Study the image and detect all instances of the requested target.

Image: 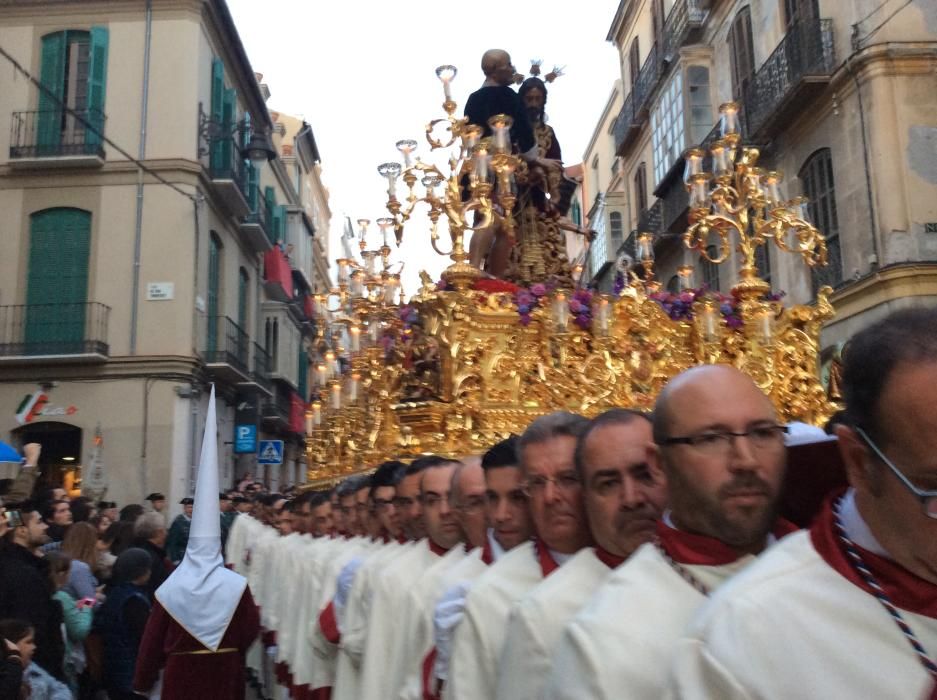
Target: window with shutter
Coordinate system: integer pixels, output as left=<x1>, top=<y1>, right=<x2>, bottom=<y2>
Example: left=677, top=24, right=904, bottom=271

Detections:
left=25, top=208, right=91, bottom=351
left=238, top=267, right=249, bottom=332
left=37, top=29, right=106, bottom=155
left=729, top=7, right=755, bottom=101
left=799, top=148, right=842, bottom=293
left=210, top=58, right=225, bottom=171
left=634, top=163, right=648, bottom=221
left=629, top=38, right=640, bottom=92
left=265, top=187, right=277, bottom=242
left=609, top=212, right=624, bottom=249
left=207, top=234, right=222, bottom=353
left=785, top=0, right=818, bottom=27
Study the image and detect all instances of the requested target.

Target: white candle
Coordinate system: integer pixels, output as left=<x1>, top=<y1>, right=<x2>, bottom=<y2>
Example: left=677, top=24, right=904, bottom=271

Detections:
left=312, top=402, right=321, bottom=426
left=349, top=325, right=361, bottom=352
left=316, top=364, right=327, bottom=387
left=330, top=383, right=341, bottom=410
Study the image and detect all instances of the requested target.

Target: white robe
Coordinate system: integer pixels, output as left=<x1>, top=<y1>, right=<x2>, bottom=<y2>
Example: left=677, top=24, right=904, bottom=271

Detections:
left=309, top=536, right=372, bottom=691
left=333, top=540, right=412, bottom=700
left=669, top=529, right=937, bottom=700
left=394, top=545, right=471, bottom=700
left=495, top=548, right=613, bottom=700
left=359, top=541, right=460, bottom=699
left=543, top=542, right=755, bottom=700
left=446, top=541, right=541, bottom=700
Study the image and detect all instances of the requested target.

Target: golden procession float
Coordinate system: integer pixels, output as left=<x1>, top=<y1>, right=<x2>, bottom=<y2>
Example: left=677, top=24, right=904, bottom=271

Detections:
left=304, top=65, right=839, bottom=484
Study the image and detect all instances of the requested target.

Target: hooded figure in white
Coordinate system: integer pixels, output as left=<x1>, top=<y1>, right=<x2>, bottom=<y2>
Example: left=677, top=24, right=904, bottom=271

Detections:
left=133, top=385, right=260, bottom=699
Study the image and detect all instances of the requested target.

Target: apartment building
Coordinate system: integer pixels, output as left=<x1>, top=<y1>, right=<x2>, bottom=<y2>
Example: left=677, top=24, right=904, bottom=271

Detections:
left=603, top=0, right=937, bottom=350
left=0, top=0, right=329, bottom=506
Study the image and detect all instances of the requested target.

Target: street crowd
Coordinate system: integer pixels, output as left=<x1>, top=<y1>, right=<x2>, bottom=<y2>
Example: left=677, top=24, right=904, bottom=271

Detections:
left=2, top=306, right=935, bottom=699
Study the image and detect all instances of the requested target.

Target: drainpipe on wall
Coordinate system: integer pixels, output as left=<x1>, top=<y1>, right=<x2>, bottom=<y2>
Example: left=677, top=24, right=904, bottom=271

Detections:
left=129, top=0, right=153, bottom=354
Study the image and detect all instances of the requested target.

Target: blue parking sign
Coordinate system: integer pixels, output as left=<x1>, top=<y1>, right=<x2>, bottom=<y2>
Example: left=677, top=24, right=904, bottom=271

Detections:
left=234, top=425, right=257, bottom=454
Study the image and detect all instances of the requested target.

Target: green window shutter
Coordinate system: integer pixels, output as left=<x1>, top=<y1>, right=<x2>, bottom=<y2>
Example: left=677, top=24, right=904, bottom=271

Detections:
left=37, top=32, right=67, bottom=154
left=276, top=205, right=287, bottom=244
left=209, top=58, right=224, bottom=171
left=207, top=235, right=221, bottom=353
left=247, top=163, right=259, bottom=211
left=297, top=348, right=308, bottom=400
left=264, top=187, right=276, bottom=242
left=26, top=208, right=91, bottom=350
left=220, top=87, right=236, bottom=174
left=85, top=26, right=108, bottom=150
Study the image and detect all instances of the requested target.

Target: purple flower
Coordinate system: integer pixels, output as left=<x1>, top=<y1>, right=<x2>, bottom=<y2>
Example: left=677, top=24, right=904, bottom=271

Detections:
left=530, top=283, right=547, bottom=297
left=519, top=313, right=532, bottom=326
left=517, top=304, right=531, bottom=314
left=720, top=303, right=733, bottom=315
left=613, top=272, right=626, bottom=295
left=574, top=314, right=591, bottom=330
left=726, top=316, right=744, bottom=329
left=679, top=292, right=695, bottom=304
left=515, top=291, right=534, bottom=306
left=568, top=299, right=584, bottom=314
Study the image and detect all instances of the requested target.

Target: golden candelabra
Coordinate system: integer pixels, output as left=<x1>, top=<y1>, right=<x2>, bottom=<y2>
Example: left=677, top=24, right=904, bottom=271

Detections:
left=302, top=75, right=840, bottom=486
left=376, top=65, right=523, bottom=291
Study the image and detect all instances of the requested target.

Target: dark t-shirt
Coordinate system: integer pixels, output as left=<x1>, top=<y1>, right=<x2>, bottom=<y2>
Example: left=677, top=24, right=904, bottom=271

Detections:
left=464, top=85, right=535, bottom=155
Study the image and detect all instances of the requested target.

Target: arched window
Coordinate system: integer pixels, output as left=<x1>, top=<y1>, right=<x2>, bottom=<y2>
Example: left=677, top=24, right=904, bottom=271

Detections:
left=728, top=7, right=755, bottom=100
left=25, top=208, right=92, bottom=350
left=702, top=245, right=720, bottom=291
left=799, top=148, right=842, bottom=292
left=609, top=211, right=624, bottom=249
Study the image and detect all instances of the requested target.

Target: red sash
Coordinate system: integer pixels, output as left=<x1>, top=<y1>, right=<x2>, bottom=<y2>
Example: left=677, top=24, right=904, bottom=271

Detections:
left=655, top=518, right=798, bottom=565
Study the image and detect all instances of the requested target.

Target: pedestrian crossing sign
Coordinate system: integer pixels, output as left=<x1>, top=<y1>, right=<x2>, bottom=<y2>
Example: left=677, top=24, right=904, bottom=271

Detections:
left=257, top=439, right=284, bottom=465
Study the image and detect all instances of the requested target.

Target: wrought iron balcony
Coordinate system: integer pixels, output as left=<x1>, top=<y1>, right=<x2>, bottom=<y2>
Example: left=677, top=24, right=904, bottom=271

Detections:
left=238, top=341, right=274, bottom=397
left=202, top=315, right=250, bottom=383
left=613, top=93, right=639, bottom=156
left=262, top=384, right=292, bottom=429
left=0, top=302, right=109, bottom=362
left=239, top=185, right=276, bottom=253
left=744, top=18, right=835, bottom=141
left=207, top=138, right=250, bottom=218
left=9, top=109, right=106, bottom=166
left=633, top=43, right=663, bottom=120
left=661, top=0, right=708, bottom=62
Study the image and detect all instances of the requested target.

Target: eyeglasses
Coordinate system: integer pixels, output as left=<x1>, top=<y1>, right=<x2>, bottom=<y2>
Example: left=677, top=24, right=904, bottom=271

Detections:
left=393, top=496, right=415, bottom=509
left=523, top=472, right=581, bottom=497
left=658, top=425, right=788, bottom=456
left=855, top=426, right=937, bottom=519
left=373, top=498, right=395, bottom=511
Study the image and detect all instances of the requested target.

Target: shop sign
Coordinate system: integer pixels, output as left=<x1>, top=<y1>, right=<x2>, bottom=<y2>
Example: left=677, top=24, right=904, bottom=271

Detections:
left=15, top=390, right=78, bottom=425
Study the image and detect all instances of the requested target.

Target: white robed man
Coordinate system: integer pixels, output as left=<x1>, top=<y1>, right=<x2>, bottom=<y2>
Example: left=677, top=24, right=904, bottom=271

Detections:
left=671, top=308, right=937, bottom=700
left=358, top=458, right=466, bottom=699
left=397, top=458, right=487, bottom=700
left=134, top=386, right=261, bottom=698
left=495, top=408, right=669, bottom=700
left=543, top=365, right=795, bottom=699
left=447, top=412, right=591, bottom=700
left=423, top=437, right=534, bottom=700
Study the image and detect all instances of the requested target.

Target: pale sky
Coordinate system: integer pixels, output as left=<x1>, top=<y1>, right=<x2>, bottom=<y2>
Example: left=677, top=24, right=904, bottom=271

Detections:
left=226, top=0, right=622, bottom=293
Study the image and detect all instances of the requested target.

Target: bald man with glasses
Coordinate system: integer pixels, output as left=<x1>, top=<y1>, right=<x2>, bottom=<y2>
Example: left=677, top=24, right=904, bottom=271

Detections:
left=671, top=308, right=937, bottom=700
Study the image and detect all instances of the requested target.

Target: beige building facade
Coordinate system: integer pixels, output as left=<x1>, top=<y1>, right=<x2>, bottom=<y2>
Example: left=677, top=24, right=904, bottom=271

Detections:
left=0, top=0, right=330, bottom=509
left=599, top=0, right=937, bottom=349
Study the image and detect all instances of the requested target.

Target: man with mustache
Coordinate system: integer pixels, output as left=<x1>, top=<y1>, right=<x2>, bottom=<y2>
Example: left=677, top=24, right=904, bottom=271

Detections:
left=496, top=409, right=667, bottom=700
left=671, top=308, right=937, bottom=699
left=447, top=412, right=590, bottom=700
left=543, top=365, right=792, bottom=699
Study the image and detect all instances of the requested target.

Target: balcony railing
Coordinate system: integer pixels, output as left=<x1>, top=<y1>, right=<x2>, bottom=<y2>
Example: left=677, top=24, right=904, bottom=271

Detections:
left=661, top=0, right=708, bottom=62
left=252, top=341, right=272, bottom=390
left=208, top=138, right=250, bottom=217
left=633, top=43, right=662, bottom=119
left=613, top=93, right=638, bottom=155
left=10, top=109, right=106, bottom=161
left=203, top=315, right=249, bottom=378
left=239, top=185, right=276, bottom=252
left=262, top=385, right=292, bottom=426
left=744, top=19, right=835, bottom=140
left=0, top=302, right=109, bottom=360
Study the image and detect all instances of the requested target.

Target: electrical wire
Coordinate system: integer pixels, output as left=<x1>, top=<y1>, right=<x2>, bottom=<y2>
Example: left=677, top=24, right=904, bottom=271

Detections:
left=855, top=0, right=914, bottom=47
left=0, top=43, right=199, bottom=203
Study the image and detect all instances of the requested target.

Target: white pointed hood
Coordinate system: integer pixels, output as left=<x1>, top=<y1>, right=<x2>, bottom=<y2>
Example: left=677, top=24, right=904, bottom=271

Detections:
left=155, top=385, right=246, bottom=651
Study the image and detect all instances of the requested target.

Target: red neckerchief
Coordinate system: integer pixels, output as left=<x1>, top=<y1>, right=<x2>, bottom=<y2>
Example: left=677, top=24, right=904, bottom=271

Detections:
left=481, top=538, right=495, bottom=566
left=595, top=546, right=626, bottom=569
left=534, top=537, right=560, bottom=577
left=428, top=539, right=450, bottom=557
left=397, top=533, right=408, bottom=544
left=655, top=518, right=799, bottom=565
left=811, top=494, right=937, bottom=618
